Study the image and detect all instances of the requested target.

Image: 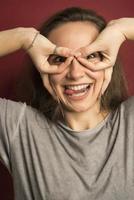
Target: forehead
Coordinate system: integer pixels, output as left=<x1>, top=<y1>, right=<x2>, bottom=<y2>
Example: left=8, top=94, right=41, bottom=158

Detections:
left=48, top=21, right=99, bottom=50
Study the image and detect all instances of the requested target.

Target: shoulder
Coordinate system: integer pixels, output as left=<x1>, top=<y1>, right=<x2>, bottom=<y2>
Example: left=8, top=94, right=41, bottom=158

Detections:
left=118, top=96, right=134, bottom=124
left=0, top=98, right=30, bottom=122
left=0, top=98, right=26, bottom=120
left=120, top=96, right=134, bottom=113
left=0, top=97, right=25, bottom=109
left=0, top=98, right=50, bottom=129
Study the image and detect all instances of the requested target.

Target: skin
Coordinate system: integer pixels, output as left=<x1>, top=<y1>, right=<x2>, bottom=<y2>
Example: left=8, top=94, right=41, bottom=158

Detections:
left=44, top=22, right=110, bottom=131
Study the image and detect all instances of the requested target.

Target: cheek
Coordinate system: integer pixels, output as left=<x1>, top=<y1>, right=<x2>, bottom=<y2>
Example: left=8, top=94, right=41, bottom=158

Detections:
left=49, top=74, right=64, bottom=85
left=95, top=71, right=104, bottom=81
left=49, top=67, right=69, bottom=85
left=86, top=69, right=104, bottom=82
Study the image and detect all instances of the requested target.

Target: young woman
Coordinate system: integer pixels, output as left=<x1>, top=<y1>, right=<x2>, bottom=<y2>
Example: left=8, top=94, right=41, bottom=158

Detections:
left=0, top=7, right=134, bottom=200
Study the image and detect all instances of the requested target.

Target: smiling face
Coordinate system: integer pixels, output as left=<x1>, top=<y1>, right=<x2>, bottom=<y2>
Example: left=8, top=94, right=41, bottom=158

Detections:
left=46, top=21, right=105, bottom=113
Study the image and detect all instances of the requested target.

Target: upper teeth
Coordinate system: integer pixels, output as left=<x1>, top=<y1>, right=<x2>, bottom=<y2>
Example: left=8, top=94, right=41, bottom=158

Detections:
left=65, top=84, right=90, bottom=91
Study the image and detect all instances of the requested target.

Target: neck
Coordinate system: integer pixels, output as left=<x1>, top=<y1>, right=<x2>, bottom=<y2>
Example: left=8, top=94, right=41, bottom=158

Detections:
left=62, top=104, right=109, bottom=131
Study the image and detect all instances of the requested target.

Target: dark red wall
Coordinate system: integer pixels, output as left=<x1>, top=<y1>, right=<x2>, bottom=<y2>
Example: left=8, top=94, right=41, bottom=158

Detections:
left=0, top=0, right=134, bottom=199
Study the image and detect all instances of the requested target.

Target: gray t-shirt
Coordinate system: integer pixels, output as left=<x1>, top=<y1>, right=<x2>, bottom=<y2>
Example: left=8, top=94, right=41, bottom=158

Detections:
left=0, top=97, right=134, bottom=200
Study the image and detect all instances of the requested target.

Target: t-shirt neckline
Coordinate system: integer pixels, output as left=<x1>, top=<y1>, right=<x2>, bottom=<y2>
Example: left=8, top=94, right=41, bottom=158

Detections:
left=57, top=112, right=112, bottom=139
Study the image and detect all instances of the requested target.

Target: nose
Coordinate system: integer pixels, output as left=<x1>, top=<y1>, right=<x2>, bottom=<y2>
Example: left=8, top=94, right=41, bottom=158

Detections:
left=66, top=58, right=85, bottom=80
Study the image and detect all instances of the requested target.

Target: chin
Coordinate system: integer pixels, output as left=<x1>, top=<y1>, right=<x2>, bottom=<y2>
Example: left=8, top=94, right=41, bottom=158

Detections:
left=51, top=86, right=101, bottom=114
left=62, top=99, right=99, bottom=113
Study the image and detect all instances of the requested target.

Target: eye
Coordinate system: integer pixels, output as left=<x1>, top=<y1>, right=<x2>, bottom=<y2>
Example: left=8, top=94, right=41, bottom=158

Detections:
left=87, top=52, right=102, bottom=62
left=48, top=54, right=66, bottom=65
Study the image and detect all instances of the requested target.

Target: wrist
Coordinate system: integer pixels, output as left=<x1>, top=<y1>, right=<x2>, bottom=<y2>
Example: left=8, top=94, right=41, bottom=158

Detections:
left=108, top=18, right=134, bottom=41
left=18, top=27, right=39, bottom=50
left=107, top=19, right=127, bottom=43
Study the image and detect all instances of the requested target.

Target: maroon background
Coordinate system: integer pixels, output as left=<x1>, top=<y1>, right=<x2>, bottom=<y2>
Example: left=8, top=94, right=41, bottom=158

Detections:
left=0, top=0, right=134, bottom=199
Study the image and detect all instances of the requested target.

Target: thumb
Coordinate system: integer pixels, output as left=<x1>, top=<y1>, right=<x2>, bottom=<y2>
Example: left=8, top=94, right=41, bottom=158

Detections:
left=90, top=61, right=112, bottom=71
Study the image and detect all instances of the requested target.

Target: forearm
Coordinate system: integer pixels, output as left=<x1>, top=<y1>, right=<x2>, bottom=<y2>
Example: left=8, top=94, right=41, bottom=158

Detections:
left=108, top=18, right=134, bottom=40
left=0, top=27, right=38, bottom=57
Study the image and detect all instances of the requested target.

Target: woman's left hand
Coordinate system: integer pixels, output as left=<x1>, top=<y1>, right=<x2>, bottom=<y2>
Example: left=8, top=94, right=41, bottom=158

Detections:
left=74, top=18, right=131, bottom=94
left=77, top=24, right=126, bottom=71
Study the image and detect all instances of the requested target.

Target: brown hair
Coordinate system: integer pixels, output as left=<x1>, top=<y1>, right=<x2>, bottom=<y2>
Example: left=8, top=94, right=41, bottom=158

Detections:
left=17, top=7, right=128, bottom=120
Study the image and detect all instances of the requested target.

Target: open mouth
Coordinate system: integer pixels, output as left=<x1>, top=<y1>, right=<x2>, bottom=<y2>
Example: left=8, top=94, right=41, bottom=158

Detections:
left=64, top=83, right=93, bottom=99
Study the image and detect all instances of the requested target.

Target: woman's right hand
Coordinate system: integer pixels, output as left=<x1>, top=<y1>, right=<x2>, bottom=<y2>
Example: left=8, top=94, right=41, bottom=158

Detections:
left=22, top=28, right=74, bottom=75
left=0, top=27, right=74, bottom=74
left=21, top=28, right=77, bottom=97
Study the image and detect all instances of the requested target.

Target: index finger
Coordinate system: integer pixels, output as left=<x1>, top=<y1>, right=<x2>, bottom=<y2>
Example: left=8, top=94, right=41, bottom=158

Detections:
left=77, top=57, right=112, bottom=71
left=53, top=46, right=73, bottom=57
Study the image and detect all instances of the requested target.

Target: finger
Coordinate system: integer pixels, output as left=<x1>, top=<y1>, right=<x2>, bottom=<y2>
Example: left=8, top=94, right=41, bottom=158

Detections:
left=56, top=56, right=74, bottom=73
left=77, top=57, right=112, bottom=71
left=78, top=43, right=102, bottom=58
left=73, top=57, right=100, bottom=80
left=90, top=61, right=112, bottom=71
left=101, top=67, right=113, bottom=95
left=53, top=46, right=73, bottom=57
left=76, top=57, right=96, bottom=71
left=70, top=50, right=81, bottom=58
left=34, top=55, right=59, bottom=74
left=36, top=56, right=56, bottom=73
left=44, top=56, right=73, bottom=74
